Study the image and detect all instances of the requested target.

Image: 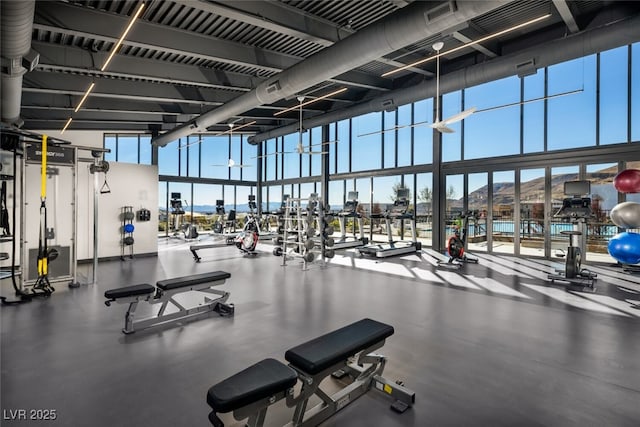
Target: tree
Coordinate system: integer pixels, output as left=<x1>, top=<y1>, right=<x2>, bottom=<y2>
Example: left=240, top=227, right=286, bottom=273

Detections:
left=390, top=182, right=411, bottom=201
left=418, top=186, right=432, bottom=204
left=446, top=185, right=457, bottom=200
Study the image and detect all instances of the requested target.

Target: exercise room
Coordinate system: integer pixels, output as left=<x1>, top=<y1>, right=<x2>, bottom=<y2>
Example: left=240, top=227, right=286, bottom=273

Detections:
left=1, top=1, right=640, bottom=426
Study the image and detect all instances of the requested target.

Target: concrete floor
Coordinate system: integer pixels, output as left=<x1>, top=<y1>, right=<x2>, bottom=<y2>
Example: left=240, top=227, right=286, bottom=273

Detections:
left=1, top=239, right=640, bottom=426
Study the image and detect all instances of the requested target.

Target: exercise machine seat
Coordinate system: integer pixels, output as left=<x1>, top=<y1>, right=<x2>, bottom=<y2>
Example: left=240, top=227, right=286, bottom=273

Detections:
left=156, top=271, right=231, bottom=291
left=104, top=284, right=155, bottom=300
left=207, top=358, right=298, bottom=413
left=285, top=318, right=394, bottom=375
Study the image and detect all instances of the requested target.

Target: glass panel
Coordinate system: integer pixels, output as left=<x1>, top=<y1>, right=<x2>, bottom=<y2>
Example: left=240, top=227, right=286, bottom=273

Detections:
left=372, top=175, right=399, bottom=242
left=264, top=138, right=276, bottom=181
left=352, top=111, right=381, bottom=171
left=464, top=76, right=520, bottom=159
left=445, top=174, right=464, bottom=248
left=337, top=119, right=350, bottom=173
left=550, top=165, right=579, bottom=260
left=201, top=136, right=227, bottom=179
left=547, top=55, right=597, bottom=150
left=397, top=104, right=411, bottom=167
left=413, top=99, right=433, bottom=165
left=104, top=134, right=116, bottom=162
left=168, top=182, right=191, bottom=234
left=179, top=138, right=188, bottom=176
left=158, top=182, right=167, bottom=235
left=329, top=123, right=337, bottom=175
left=300, top=182, right=315, bottom=200
left=585, top=163, right=618, bottom=263
left=632, top=43, right=640, bottom=142
left=193, top=184, right=222, bottom=232
left=158, top=139, right=179, bottom=176
left=355, top=178, right=370, bottom=237
left=383, top=110, right=396, bottom=169
left=468, top=173, right=488, bottom=253
left=600, top=46, right=629, bottom=145
left=235, top=186, right=251, bottom=224
left=492, top=170, right=515, bottom=254
left=328, top=180, right=344, bottom=213
left=416, top=173, right=432, bottom=247
left=624, top=161, right=640, bottom=204
left=520, top=168, right=545, bottom=257
left=523, top=63, right=545, bottom=155
left=242, top=135, right=257, bottom=181
left=310, top=126, right=322, bottom=176
left=187, top=135, right=199, bottom=178
left=230, top=133, right=241, bottom=181
left=139, top=135, right=151, bottom=165
left=117, top=135, right=139, bottom=164
left=268, top=185, right=282, bottom=212
left=283, top=132, right=299, bottom=179
left=224, top=185, right=235, bottom=210
left=441, top=91, right=462, bottom=162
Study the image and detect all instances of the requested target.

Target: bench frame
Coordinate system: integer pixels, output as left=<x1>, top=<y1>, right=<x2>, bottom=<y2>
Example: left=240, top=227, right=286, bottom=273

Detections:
left=106, top=276, right=233, bottom=334
left=284, top=339, right=414, bottom=427
left=207, top=321, right=415, bottom=427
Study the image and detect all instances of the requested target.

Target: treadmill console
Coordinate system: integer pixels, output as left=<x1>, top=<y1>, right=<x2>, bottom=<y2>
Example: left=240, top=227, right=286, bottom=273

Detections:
left=555, top=197, right=592, bottom=219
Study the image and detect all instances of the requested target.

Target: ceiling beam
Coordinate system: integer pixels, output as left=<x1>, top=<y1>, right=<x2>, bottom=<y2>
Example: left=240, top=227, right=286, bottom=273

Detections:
left=552, top=0, right=580, bottom=33
left=451, top=30, right=498, bottom=58
left=33, top=2, right=391, bottom=92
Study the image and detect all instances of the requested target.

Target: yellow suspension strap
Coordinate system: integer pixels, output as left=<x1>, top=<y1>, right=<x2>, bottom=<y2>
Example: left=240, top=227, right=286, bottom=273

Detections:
left=33, top=134, right=53, bottom=295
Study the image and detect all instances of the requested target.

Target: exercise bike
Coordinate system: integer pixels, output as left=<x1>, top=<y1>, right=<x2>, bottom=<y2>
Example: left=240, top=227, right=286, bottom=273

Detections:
left=547, top=181, right=597, bottom=290
left=437, top=211, right=479, bottom=269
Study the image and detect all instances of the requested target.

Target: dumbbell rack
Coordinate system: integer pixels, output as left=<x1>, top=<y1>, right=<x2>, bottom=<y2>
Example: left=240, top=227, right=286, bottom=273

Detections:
left=280, top=195, right=326, bottom=270
left=121, top=206, right=134, bottom=261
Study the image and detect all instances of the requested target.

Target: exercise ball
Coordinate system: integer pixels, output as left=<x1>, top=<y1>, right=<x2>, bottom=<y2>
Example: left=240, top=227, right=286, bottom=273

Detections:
left=610, top=202, right=640, bottom=229
left=608, top=232, right=640, bottom=265
left=123, top=223, right=135, bottom=233
left=613, top=169, right=640, bottom=194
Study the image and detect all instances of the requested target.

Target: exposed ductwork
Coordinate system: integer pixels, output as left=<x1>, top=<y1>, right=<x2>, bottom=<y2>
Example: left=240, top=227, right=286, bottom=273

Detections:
left=1, top=0, right=38, bottom=126
left=250, top=10, right=640, bottom=144
left=151, top=0, right=514, bottom=147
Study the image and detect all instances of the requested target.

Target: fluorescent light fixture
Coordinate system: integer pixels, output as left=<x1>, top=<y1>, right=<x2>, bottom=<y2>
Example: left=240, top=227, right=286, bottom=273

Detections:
left=273, top=88, right=347, bottom=116
left=382, top=14, right=551, bottom=78
left=179, top=121, right=257, bottom=149
left=101, top=2, right=146, bottom=71
left=61, top=117, right=73, bottom=134
left=74, top=82, right=95, bottom=112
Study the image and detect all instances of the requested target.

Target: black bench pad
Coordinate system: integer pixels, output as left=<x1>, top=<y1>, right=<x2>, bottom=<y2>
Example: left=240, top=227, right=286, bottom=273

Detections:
left=285, top=318, right=394, bottom=375
left=156, top=271, right=231, bottom=291
left=104, top=284, right=155, bottom=300
left=207, top=358, right=298, bottom=413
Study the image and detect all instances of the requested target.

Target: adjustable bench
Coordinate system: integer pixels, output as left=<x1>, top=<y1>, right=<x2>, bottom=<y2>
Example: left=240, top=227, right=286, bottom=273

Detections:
left=206, top=318, right=415, bottom=427
left=104, top=271, right=234, bottom=334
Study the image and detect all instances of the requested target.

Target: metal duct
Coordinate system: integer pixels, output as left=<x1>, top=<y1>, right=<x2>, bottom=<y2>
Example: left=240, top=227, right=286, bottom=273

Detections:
left=250, top=11, right=640, bottom=143
left=1, top=0, right=36, bottom=125
left=152, top=0, right=513, bottom=147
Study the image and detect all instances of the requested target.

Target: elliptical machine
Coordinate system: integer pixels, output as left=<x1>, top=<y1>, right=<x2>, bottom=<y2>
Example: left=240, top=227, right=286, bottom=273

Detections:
left=547, top=180, right=597, bottom=290
left=438, top=211, right=479, bottom=268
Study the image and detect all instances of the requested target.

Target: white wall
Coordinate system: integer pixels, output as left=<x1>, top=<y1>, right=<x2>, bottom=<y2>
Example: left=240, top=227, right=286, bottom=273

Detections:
left=35, top=130, right=158, bottom=260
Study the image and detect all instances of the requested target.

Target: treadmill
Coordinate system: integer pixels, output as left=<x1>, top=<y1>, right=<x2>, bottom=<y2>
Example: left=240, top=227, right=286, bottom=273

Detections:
left=333, top=191, right=368, bottom=250
left=357, top=188, right=421, bottom=258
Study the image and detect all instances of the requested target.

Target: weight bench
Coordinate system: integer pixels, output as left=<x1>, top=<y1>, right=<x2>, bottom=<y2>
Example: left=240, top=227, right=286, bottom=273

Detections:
left=206, top=318, right=415, bottom=427
left=104, top=271, right=234, bottom=334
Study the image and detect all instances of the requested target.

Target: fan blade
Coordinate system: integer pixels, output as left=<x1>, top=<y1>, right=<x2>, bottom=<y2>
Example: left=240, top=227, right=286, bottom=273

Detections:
left=430, top=122, right=455, bottom=133
left=309, top=140, right=338, bottom=147
left=442, top=107, right=476, bottom=125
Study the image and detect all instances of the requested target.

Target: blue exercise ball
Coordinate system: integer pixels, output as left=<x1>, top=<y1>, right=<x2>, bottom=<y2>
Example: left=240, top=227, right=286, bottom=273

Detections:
left=124, top=223, right=135, bottom=233
left=608, top=232, right=640, bottom=265
left=610, top=202, right=640, bottom=229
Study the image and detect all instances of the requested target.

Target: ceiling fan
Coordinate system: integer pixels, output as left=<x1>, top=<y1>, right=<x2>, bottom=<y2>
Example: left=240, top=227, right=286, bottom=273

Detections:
left=254, top=96, right=337, bottom=158
left=211, top=123, right=251, bottom=167
left=294, top=96, right=328, bottom=155
left=431, top=41, right=476, bottom=134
